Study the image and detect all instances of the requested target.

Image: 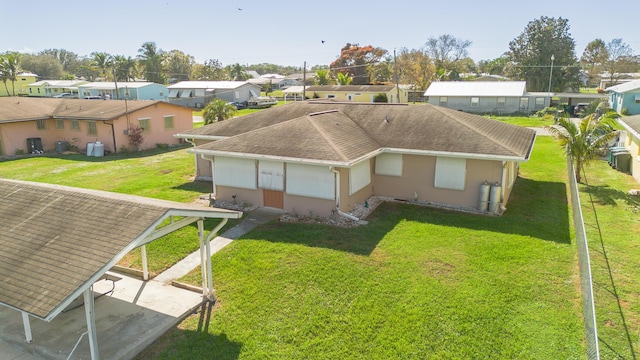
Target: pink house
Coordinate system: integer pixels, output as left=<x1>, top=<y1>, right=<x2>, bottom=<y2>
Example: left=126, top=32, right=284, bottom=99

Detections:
left=0, top=97, right=193, bottom=156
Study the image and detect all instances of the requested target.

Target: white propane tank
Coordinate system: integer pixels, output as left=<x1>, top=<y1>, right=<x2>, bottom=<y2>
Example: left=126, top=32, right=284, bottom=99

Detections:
left=479, top=181, right=490, bottom=211
left=488, top=182, right=502, bottom=214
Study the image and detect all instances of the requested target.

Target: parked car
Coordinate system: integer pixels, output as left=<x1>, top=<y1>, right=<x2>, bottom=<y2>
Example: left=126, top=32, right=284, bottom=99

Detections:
left=574, top=103, right=589, bottom=117
left=228, top=101, right=247, bottom=110
left=84, top=95, right=103, bottom=100
left=53, top=93, right=76, bottom=98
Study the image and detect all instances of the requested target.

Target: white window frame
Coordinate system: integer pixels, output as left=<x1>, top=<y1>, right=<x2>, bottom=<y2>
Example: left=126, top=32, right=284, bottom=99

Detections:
left=471, top=97, right=479, bottom=107
left=434, top=157, right=466, bottom=191
left=497, top=97, right=506, bottom=108
left=439, top=97, right=448, bottom=106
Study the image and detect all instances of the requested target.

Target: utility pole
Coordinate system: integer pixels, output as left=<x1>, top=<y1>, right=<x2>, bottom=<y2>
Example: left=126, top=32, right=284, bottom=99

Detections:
left=303, top=61, right=306, bottom=100
left=394, top=49, right=400, bottom=103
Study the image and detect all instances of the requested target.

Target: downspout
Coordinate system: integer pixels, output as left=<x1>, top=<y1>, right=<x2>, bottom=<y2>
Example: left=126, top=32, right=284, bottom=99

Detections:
left=184, top=137, right=198, bottom=179
left=330, top=167, right=359, bottom=221
left=102, top=121, right=117, bottom=154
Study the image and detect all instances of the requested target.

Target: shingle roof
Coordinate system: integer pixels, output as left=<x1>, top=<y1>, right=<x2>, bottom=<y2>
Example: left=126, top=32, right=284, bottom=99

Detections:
left=618, top=115, right=640, bottom=138
left=0, top=97, right=184, bottom=123
left=181, top=100, right=536, bottom=165
left=0, top=179, right=241, bottom=321
left=424, top=81, right=527, bottom=97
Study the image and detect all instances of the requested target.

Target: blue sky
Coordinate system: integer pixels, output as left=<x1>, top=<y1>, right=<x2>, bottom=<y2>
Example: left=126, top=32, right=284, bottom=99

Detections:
left=3, top=0, right=638, bottom=68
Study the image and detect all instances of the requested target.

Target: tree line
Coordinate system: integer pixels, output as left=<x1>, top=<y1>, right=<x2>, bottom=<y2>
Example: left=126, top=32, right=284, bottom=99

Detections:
left=1, top=16, right=638, bottom=96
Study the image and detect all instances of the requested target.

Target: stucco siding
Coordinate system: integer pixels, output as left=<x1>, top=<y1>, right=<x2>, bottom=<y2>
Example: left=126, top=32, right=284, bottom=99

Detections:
left=338, top=162, right=374, bottom=212
left=373, top=154, right=504, bottom=210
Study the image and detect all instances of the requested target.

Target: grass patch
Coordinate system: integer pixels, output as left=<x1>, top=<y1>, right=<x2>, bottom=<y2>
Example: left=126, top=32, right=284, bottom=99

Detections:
left=579, top=159, right=640, bottom=358
left=137, top=137, right=585, bottom=359
left=486, top=115, right=555, bottom=127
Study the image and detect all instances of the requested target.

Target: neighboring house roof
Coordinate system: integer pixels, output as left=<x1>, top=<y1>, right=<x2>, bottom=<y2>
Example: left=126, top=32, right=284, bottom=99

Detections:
left=167, top=81, right=254, bottom=90
left=28, top=80, right=87, bottom=87
left=0, top=97, right=187, bottom=123
left=605, top=79, right=640, bottom=93
left=618, top=115, right=640, bottom=139
left=78, top=81, right=161, bottom=90
left=282, top=86, right=308, bottom=94
left=0, top=178, right=242, bottom=321
left=245, top=70, right=260, bottom=78
left=424, top=81, right=527, bottom=97
left=179, top=100, right=536, bottom=165
left=305, top=85, right=396, bottom=92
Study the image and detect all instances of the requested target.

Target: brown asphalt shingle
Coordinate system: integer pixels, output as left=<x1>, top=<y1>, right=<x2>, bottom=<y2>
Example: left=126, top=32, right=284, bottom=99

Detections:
left=181, top=101, right=536, bottom=163
left=0, top=179, right=240, bottom=320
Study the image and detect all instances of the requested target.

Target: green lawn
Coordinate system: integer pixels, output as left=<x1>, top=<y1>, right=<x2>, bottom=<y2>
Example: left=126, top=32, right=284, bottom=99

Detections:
left=579, top=159, right=640, bottom=358
left=136, top=137, right=586, bottom=359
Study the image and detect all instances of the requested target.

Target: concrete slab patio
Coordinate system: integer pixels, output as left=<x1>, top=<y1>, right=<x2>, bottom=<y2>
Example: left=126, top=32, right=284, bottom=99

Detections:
left=0, top=207, right=283, bottom=360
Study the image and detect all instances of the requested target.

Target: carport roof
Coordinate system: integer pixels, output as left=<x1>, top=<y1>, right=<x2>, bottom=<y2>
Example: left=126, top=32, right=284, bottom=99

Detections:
left=0, top=179, right=242, bottom=321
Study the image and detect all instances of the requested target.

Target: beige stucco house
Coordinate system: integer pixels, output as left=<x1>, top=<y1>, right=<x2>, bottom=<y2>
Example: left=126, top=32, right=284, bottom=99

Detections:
left=175, top=100, right=536, bottom=217
left=0, top=97, right=193, bottom=156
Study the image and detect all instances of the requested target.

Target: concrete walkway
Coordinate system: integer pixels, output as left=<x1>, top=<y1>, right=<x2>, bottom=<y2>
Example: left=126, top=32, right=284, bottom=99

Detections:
left=154, top=206, right=283, bottom=282
left=0, top=207, right=283, bottom=360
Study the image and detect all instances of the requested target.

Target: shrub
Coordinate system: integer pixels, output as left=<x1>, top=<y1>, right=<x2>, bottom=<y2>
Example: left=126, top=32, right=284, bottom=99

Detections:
left=156, top=143, right=169, bottom=149
left=127, top=125, right=144, bottom=151
left=373, top=93, right=388, bottom=103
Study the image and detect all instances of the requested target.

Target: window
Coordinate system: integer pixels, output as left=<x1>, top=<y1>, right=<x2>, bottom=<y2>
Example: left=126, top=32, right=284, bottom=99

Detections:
left=497, top=97, right=506, bottom=107
left=235, top=91, right=240, bottom=99
left=87, top=121, right=97, bottom=136
left=29, top=88, right=32, bottom=94
left=327, top=94, right=336, bottom=98
left=535, top=97, right=545, bottom=109
left=36, top=119, right=46, bottom=130
left=635, top=95, right=640, bottom=104
left=163, top=115, right=174, bottom=130
left=375, top=153, right=403, bottom=176
left=439, top=97, right=448, bottom=106
left=258, top=160, right=284, bottom=191
left=349, top=160, right=371, bottom=195
left=138, top=118, right=151, bottom=134
left=37, top=88, right=40, bottom=94
left=71, top=120, right=80, bottom=131
left=56, top=119, right=64, bottom=129
left=519, top=97, right=529, bottom=111
left=434, top=157, right=466, bottom=191
left=286, top=163, right=335, bottom=200
left=471, top=97, right=479, bottom=107
left=214, top=157, right=257, bottom=189
left=159, top=91, right=164, bottom=96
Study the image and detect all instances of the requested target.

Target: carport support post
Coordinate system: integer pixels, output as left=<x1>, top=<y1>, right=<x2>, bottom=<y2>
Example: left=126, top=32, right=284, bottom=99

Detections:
left=198, top=220, right=208, bottom=299
left=84, top=286, right=100, bottom=360
left=141, top=245, right=149, bottom=281
left=21, top=312, right=32, bottom=343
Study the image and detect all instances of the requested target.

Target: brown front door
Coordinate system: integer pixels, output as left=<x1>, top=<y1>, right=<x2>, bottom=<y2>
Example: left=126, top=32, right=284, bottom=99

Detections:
left=263, top=189, right=284, bottom=209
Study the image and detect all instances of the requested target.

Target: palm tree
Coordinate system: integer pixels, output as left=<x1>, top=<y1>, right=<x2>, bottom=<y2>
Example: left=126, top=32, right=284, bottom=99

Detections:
left=137, top=42, right=165, bottom=84
left=335, top=72, right=353, bottom=85
left=0, top=52, right=21, bottom=96
left=91, top=52, right=113, bottom=80
left=202, top=98, right=237, bottom=124
left=229, top=63, right=247, bottom=81
left=546, top=110, right=618, bottom=183
left=314, top=69, right=329, bottom=85
left=113, top=55, right=137, bottom=82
